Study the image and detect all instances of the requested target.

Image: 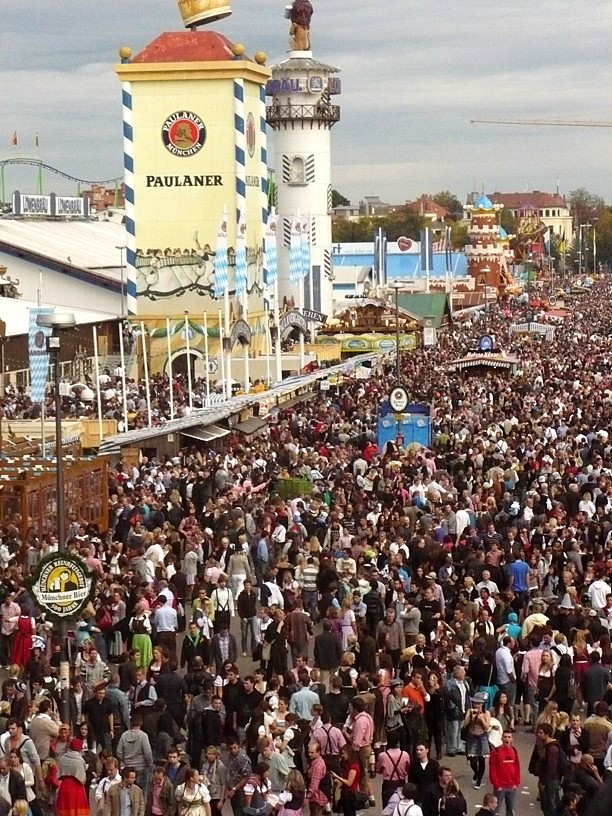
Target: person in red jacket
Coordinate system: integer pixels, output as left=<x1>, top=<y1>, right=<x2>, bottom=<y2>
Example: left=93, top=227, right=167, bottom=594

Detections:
left=489, top=730, right=521, bottom=816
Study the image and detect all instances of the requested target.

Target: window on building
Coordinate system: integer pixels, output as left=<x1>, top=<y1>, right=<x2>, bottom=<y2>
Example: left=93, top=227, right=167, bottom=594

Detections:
left=290, top=155, right=306, bottom=185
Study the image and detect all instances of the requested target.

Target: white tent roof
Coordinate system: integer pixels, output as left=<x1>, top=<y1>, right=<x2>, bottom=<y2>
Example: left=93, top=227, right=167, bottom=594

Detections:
left=0, top=297, right=116, bottom=336
left=0, top=218, right=125, bottom=280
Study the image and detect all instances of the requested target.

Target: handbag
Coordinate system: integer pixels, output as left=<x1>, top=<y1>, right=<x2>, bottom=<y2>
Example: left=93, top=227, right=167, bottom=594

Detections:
left=350, top=791, right=370, bottom=809
left=261, top=641, right=272, bottom=661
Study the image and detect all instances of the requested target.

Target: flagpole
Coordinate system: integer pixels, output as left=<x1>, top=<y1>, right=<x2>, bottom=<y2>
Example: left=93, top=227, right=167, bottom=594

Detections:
left=140, top=320, right=152, bottom=427
left=274, top=276, right=282, bottom=383
left=203, top=312, right=211, bottom=407
left=265, top=307, right=271, bottom=388
left=118, top=323, right=129, bottom=432
left=218, top=310, right=226, bottom=400
left=184, top=310, right=193, bottom=410
left=166, top=317, right=174, bottom=420
left=93, top=325, right=103, bottom=443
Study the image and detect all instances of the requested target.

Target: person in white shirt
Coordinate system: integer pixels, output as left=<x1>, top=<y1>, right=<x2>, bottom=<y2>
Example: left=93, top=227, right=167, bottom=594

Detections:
left=588, top=575, right=610, bottom=611
left=95, top=756, right=121, bottom=813
left=476, top=571, right=499, bottom=597
left=153, top=596, right=178, bottom=657
left=210, top=577, right=235, bottom=631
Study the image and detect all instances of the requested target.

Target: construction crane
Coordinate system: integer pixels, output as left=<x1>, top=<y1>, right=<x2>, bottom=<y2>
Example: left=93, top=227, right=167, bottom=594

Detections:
left=471, top=117, right=612, bottom=128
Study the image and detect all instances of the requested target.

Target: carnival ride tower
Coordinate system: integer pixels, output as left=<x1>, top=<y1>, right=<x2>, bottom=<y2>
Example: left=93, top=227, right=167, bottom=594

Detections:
left=266, top=1, right=340, bottom=317
left=465, top=195, right=511, bottom=293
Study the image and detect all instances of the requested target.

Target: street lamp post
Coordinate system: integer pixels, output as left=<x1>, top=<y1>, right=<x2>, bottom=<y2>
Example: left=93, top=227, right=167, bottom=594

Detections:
left=479, top=266, right=491, bottom=332
left=36, top=311, right=76, bottom=724
left=389, top=280, right=403, bottom=382
left=116, top=245, right=126, bottom=315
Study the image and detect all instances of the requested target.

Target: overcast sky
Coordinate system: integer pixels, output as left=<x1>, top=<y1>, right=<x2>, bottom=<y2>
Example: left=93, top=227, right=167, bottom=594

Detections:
left=1, top=0, right=610, bottom=206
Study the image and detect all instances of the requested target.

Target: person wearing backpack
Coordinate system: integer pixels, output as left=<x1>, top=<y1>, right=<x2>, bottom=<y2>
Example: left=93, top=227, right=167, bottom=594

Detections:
left=376, top=731, right=411, bottom=807
left=489, top=731, right=521, bottom=816
left=390, top=782, right=423, bottom=816
left=533, top=723, right=564, bottom=816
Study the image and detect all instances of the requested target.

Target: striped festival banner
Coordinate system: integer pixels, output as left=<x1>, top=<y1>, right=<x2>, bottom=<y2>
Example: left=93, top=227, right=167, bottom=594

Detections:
left=264, top=213, right=278, bottom=287
left=300, top=213, right=311, bottom=281
left=289, top=215, right=303, bottom=286
left=235, top=210, right=248, bottom=297
left=29, top=307, right=54, bottom=403
left=214, top=210, right=229, bottom=299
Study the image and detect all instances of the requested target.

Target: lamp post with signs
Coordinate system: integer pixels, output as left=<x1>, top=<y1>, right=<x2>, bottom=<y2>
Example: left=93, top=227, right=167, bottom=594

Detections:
left=389, top=385, right=409, bottom=448
left=479, top=266, right=491, bottom=332
left=35, top=312, right=76, bottom=722
left=389, top=280, right=403, bottom=382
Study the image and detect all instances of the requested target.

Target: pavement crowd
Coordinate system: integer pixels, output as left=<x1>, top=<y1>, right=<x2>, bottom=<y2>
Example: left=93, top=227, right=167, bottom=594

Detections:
left=1, top=279, right=612, bottom=816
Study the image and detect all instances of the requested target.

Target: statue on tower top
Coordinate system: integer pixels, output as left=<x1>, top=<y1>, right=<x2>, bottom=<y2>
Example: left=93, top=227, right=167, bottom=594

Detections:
left=286, top=0, right=313, bottom=51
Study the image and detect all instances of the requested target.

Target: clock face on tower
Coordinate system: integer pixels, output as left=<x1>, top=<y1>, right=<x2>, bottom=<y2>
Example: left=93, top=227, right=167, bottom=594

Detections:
left=389, top=386, right=409, bottom=413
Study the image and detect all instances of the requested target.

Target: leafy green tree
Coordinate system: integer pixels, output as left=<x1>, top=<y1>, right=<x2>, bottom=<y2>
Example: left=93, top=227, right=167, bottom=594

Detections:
left=332, top=217, right=374, bottom=242
left=594, top=207, right=612, bottom=266
left=499, top=207, right=517, bottom=235
left=450, top=222, right=469, bottom=249
left=431, top=190, right=463, bottom=220
left=378, top=208, right=425, bottom=241
left=331, top=189, right=350, bottom=207
left=569, top=188, right=605, bottom=227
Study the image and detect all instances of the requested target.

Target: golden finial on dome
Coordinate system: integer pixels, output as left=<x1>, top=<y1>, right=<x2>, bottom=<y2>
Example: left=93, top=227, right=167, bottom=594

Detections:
left=232, top=42, right=245, bottom=57
left=254, top=51, right=267, bottom=65
left=118, top=46, right=132, bottom=62
left=177, top=0, right=232, bottom=29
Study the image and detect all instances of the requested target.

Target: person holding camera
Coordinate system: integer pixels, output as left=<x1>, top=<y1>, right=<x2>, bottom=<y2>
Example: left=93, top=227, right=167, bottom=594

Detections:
left=463, top=692, right=491, bottom=790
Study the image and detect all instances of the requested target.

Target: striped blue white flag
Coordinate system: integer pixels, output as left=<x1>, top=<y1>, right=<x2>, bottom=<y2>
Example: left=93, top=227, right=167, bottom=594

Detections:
left=300, top=214, right=310, bottom=281
left=235, top=210, right=248, bottom=297
left=214, top=210, right=229, bottom=299
left=264, top=213, right=278, bottom=287
left=29, top=307, right=54, bottom=403
left=289, top=215, right=302, bottom=286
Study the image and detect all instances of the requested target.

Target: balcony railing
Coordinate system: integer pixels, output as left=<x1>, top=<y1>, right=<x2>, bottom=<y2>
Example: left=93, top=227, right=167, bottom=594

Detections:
left=266, top=103, right=341, bottom=127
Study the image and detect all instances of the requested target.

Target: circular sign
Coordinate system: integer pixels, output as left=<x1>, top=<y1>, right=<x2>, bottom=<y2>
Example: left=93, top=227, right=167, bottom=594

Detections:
left=389, top=386, right=409, bottom=413
left=246, top=112, right=256, bottom=158
left=478, top=335, right=494, bottom=352
left=548, top=295, right=557, bottom=306
left=162, top=111, right=206, bottom=157
left=31, top=552, right=95, bottom=620
left=397, top=236, right=414, bottom=252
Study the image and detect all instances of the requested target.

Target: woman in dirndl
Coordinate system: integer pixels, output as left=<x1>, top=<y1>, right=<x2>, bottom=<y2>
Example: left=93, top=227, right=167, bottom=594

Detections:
left=129, top=602, right=153, bottom=668
left=463, top=692, right=491, bottom=790
left=55, top=739, right=89, bottom=816
left=11, top=606, right=35, bottom=666
left=109, top=589, right=126, bottom=659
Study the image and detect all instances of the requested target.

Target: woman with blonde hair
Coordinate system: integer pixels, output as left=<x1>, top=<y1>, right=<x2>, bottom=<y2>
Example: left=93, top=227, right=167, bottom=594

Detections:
left=536, top=700, right=560, bottom=731
left=536, top=650, right=556, bottom=712
left=340, top=598, right=357, bottom=652
left=571, top=631, right=591, bottom=708
left=337, top=651, right=357, bottom=700
left=277, top=769, right=305, bottom=816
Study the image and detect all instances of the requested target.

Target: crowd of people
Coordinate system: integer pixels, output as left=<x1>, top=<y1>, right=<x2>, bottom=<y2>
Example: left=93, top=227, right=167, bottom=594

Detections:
left=1, top=279, right=612, bottom=816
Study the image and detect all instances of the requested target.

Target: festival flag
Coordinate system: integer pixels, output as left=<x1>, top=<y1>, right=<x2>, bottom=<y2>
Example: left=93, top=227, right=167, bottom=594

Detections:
left=29, top=307, right=54, bottom=403
left=420, top=228, right=433, bottom=272
left=300, top=214, right=311, bottom=281
left=10, top=131, right=17, bottom=146
left=34, top=132, right=39, bottom=148
left=289, top=215, right=302, bottom=286
left=214, top=210, right=229, bottom=300
left=234, top=210, right=248, bottom=297
left=264, top=212, right=278, bottom=287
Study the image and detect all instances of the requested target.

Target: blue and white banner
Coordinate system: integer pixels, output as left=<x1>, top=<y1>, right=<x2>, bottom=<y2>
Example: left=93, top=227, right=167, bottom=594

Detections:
left=214, top=211, right=229, bottom=300
left=420, top=228, right=433, bottom=273
left=29, top=307, right=54, bottom=403
left=235, top=210, right=248, bottom=298
left=289, top=215, right=302, bottom=286
left=264, top=213, right=278, bottom=287
left=300, top=214, right=311, bottom=281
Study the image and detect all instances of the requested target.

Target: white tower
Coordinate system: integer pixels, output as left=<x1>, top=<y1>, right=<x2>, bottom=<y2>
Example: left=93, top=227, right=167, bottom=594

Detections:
left=266, top=2, right=340, bottom=318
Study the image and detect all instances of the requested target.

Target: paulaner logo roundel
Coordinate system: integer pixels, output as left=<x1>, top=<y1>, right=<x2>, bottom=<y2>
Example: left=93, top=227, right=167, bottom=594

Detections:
left=162, top=111, right=206, bottom=157
left=32, top=554, right=94, bottom=618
